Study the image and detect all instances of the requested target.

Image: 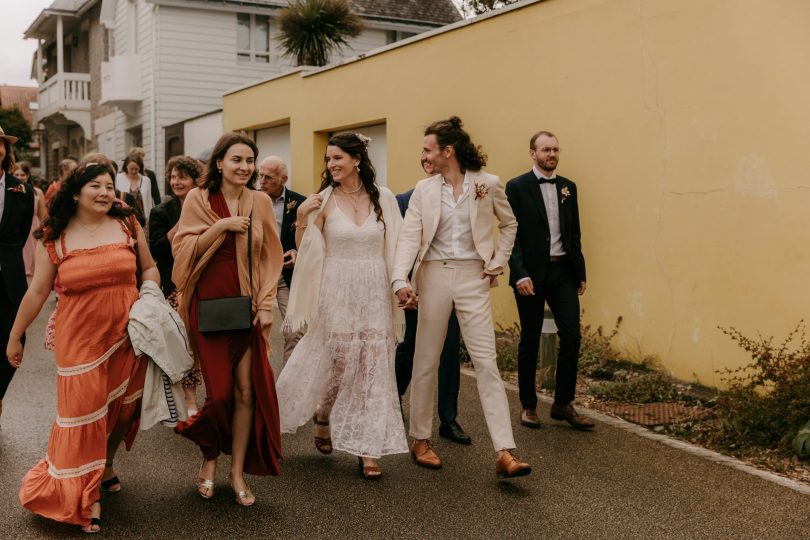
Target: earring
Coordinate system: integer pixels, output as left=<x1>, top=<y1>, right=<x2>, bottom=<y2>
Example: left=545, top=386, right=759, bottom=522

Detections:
left=355, top=164, right=360, bottom=172
left=218, top=168, right=222, bottom=173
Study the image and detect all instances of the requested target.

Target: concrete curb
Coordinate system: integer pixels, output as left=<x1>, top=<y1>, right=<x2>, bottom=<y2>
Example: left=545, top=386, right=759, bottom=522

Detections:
left=461, top=367, right=810, bottom=496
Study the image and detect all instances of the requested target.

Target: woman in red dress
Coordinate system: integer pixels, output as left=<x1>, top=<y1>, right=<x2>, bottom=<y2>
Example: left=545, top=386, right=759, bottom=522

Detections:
left=171, top=132, right=283, bottom=506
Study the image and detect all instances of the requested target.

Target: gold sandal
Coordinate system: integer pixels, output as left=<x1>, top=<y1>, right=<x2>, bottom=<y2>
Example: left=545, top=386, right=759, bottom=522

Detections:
left=230, top=475, right=255, bottom=507
left=196, top=462, right=216, bottom=499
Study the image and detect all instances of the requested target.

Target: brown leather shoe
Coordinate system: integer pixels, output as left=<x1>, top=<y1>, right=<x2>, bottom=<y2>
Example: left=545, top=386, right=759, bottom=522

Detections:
left=495, top=450, right=532, bottom=479
left=550, top=403, right=595, bottom=430
left=410, top=439, right=442, bottom=469
left=520, top=408, right=541, bottom=429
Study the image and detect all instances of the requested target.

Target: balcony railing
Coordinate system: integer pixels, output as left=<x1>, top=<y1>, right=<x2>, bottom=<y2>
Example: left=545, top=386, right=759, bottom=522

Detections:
left=38, top=72, right=91, bottom=119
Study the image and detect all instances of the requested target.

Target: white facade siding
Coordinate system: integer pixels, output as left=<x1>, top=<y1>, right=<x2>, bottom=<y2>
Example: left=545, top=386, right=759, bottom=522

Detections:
left=255, top=124, right=292, bottom=187
left=99, top=1, right=438, bottom=192
left=184, top=110, right=223, bottom=159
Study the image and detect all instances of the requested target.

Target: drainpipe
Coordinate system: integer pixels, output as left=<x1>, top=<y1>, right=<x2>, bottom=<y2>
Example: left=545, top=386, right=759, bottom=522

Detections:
left=151, top=3, right=159, bottom=195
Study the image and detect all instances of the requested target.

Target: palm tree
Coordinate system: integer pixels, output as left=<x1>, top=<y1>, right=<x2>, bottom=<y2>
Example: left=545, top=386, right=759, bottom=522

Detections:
left=278, top=0, right=364, bottom=67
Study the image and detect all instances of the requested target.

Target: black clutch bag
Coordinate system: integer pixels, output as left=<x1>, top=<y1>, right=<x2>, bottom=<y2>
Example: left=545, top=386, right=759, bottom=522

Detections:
left=197, top=213, right=253, bottom=333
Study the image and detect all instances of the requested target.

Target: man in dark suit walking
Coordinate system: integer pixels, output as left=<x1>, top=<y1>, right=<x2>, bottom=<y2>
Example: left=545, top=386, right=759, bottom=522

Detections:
left=506, top=131, right=594, bottom=431
left=0, top=125, right=35, bottom=423
left=393, top=159, right=470, bottom=445
left=258, top=155, right=307, bottom=363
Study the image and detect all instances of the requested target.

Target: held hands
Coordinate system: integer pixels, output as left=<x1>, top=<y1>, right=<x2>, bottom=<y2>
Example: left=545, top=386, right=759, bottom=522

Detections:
left=282, top=249, right=297, bottom=269
left=7, top=339, right=23, bottom=369
left=395, top=286, right=418, bottom=310
left=219, top=216, right=250, bottom=234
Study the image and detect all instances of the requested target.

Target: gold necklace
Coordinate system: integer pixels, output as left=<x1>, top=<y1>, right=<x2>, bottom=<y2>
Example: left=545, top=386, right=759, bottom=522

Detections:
left=75, top=219, right=105, bottom=236
left=338, top=183, right=362, bottom=194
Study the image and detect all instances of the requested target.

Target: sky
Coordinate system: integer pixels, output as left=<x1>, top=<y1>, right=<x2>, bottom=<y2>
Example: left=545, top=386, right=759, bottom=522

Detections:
left=1, top=0, right=53, bottom=86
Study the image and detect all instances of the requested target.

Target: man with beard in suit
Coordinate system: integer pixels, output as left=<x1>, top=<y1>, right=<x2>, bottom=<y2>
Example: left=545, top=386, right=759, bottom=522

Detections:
left=258, top=155, right=306, bottom=363
left=506, top=131, right=594, bottom=431
left=0, top=125, right=35, bottom=423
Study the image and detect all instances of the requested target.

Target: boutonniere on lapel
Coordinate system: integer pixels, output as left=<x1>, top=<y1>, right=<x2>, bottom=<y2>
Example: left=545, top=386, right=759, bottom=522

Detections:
left=560, top=186, right=571, bottom=204
left=286, top=199, right=298, bottom=212
left=474, top=182, right=489, bottom=201
left=7, top=183, right=27, bottom=194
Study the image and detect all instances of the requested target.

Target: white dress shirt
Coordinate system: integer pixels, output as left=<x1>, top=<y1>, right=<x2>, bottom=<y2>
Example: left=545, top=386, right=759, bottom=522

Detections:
left=271, top=186, right=286, bottom=236
left=393, top=173, right=483, bottom=293
left=424, top=174, right=482, bottom=262
left=532, top=165, right=566, bottom=257
left=515, top=167, right=566, bottom=287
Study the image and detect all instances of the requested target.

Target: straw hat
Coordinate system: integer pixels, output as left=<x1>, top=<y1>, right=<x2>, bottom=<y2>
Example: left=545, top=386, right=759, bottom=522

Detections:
left=0, top=125, right=19, bottom=145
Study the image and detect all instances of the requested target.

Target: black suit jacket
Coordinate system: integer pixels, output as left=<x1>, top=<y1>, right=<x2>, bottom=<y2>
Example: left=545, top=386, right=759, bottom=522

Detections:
left=505, top=171, right=586, bottom=287
left=395, top=189, right=413, bottom=218
left=279, top=188, right=307, bottom=288
left=0, top=175, right=35, bottom=304
left=147, top=197, right=182, bottom=295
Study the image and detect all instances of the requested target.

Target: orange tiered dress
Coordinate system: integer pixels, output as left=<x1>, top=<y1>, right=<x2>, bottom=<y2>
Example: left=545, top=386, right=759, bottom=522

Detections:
left=19, top=221, right=146, bottom=527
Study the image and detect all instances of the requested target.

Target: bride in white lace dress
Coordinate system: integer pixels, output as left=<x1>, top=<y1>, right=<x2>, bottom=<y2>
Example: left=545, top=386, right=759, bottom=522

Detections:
left=276, top=132, right=408, bottom=478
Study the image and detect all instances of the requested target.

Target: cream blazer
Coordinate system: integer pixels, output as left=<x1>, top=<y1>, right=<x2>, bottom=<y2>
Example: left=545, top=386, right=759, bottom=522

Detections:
left=392, top=171, right=517, bottom=293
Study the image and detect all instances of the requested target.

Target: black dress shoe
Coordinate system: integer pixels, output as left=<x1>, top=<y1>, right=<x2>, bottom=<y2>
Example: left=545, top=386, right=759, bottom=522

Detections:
left=439, top=421, right=472, bottom=445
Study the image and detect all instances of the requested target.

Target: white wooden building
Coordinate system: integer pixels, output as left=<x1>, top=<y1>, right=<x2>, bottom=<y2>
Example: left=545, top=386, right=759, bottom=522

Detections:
left=25, top=0, right=460, bottom=187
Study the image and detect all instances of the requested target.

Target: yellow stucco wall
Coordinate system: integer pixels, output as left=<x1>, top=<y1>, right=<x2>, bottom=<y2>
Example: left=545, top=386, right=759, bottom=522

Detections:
left=222, top=0, right=810, bottom=386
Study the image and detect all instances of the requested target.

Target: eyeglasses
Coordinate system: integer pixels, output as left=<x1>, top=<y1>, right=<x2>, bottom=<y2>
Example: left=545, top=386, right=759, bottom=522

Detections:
left=257, top=173, right=276, bottom=181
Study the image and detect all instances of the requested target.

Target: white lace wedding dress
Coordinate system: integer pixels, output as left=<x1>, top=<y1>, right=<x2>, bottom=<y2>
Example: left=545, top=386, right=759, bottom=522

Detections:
left=276, top=202, right=408, bottom=458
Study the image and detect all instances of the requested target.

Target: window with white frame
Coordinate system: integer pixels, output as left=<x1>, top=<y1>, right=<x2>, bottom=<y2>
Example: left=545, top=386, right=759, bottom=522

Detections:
left=237, top=13, right=270, bottom=63
left=385, top=30, right=417, bottom=45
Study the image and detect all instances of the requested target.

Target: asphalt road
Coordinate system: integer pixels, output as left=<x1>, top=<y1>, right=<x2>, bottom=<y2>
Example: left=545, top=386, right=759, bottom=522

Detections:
left=1, top=296, right=808, bottom=539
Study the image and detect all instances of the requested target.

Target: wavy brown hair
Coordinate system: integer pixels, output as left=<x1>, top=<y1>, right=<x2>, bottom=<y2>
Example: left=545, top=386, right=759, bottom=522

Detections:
left=199, top=132, right=258, bottom=193
left=318, top=131, right=383, bottom=228
left=165, top=155, right=203, bottom=193
left=424, top=116, right=487, bottom=173
left=35, top=163, right=133, bottom=241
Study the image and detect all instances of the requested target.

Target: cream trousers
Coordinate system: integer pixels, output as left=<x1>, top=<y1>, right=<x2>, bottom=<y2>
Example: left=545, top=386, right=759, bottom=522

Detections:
left=409, top=260, right=516, bottom=451
left=276, top=275, right=304, bottom=364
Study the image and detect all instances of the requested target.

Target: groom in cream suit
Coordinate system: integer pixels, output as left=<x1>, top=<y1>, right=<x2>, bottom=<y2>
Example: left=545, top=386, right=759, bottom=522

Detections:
left=393, top=117, right=531, bottom=478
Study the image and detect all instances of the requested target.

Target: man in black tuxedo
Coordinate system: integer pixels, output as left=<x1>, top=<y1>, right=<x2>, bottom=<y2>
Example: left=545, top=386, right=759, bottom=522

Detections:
left=506, top=131, right=594, bottom=431
left=393, top=163, right=470, bottom=445
left=0, top=126, right=35, bottom=422
left=258, top=156, right=307, bottom=363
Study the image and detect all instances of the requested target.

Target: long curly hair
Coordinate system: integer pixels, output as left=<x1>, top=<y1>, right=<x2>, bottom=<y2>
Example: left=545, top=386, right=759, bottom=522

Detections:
left=35, top=163, right=133, bottom=241
left=199, top=132, right=259, bottom=193
left=318, top=131, right=383, bottom=227
left=424, top=116, right=487, bottom=173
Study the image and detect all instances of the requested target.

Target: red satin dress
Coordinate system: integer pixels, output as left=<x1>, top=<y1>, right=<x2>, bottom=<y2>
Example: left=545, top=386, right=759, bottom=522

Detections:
left=175, top=191, right=282, bottom=476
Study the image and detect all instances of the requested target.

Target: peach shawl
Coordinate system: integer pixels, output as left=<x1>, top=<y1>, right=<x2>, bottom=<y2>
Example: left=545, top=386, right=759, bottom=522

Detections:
left=171, top=187, right=283, bottom=329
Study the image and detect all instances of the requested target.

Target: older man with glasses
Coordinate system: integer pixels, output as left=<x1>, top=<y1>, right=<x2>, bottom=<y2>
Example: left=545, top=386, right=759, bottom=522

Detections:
left=257, top=155, right=307, bottom=363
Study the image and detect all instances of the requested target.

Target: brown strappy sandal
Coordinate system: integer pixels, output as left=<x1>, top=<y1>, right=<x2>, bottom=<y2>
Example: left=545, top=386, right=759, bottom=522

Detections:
left=357, top=457, right=382, bottom=480
left=312, top=412, right=333, bottom=455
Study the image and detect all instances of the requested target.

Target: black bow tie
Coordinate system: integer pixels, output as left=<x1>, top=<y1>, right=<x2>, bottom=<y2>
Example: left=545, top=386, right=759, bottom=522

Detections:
left=537, top=177, right=556, bottom=184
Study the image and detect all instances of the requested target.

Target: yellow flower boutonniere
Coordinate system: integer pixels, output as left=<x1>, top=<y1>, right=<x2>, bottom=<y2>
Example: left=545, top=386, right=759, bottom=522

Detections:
left=7, top=183, right=27, bottom=195
left=474, top=183, right=489, bottom=201
left=286, top=199, right=298, bottom=212
left=560, top=186, right=571, bottom=204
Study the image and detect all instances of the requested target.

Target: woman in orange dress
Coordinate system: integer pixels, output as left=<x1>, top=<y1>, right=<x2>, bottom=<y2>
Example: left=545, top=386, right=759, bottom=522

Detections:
left=6, top=162, right=160, bottom=533
left=172, top=132, right=283, bottom=507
